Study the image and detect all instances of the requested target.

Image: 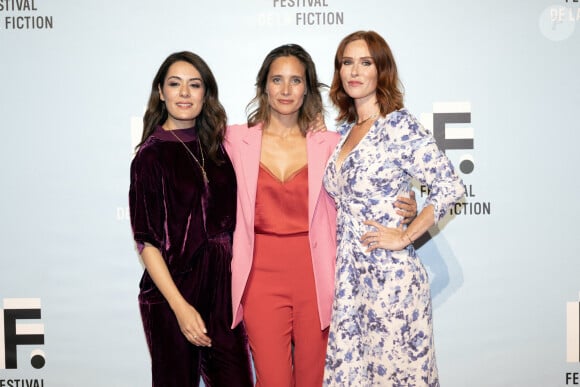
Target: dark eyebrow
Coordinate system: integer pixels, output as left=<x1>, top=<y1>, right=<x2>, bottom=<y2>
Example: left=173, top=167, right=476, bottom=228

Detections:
left=269, top=74, right=304, bottom=79
left=167, top=75, right=203, bottom=82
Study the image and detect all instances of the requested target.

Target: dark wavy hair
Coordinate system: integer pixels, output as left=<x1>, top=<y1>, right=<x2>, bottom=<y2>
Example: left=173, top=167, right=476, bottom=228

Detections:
left=138, top=51, right=227, bottom=163
left=329, top=31, right=404, bottom=123
left=246, top=44, right=325, bottom=135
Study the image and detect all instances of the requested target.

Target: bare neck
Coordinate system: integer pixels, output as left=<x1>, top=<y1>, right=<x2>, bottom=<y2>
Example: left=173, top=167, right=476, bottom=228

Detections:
left=265, top=111, right=302, bottom=138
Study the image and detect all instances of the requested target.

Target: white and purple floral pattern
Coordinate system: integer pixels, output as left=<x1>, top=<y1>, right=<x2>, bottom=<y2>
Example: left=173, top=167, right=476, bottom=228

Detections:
left=322, top=108, right=464, bottom=386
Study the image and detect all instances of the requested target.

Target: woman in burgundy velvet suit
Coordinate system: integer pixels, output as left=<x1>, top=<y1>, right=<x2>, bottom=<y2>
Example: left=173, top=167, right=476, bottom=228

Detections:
left=129, top=51, right=253, bottom=387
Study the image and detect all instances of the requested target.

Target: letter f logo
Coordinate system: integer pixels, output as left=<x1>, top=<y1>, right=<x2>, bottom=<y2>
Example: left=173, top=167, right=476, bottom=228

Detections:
left=421, top=102, right=475, bottom=175
left=0, top=298, right=45, bottom=369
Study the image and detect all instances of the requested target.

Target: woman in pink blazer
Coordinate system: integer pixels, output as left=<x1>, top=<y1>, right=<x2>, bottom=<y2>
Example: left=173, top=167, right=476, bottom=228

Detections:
left=225, top=44, right=340, bottom=387
left=226, top=123, right=340, bottom=333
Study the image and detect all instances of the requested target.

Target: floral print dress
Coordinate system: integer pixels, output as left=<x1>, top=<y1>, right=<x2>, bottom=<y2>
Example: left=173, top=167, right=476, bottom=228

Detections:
left=322, top=108, right=465, bottom=386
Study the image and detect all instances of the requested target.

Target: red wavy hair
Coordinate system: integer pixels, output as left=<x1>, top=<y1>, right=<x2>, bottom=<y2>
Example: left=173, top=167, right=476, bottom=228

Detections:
left=330, top=30, right=404, bottom=123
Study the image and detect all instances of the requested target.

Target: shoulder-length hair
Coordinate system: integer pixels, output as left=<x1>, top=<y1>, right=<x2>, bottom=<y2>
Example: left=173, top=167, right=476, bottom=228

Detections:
left=329, top=30, right=404, bottom=123
left=246, top=44, right=325, bottom=135
left=138, top=51, right=227, bottom=163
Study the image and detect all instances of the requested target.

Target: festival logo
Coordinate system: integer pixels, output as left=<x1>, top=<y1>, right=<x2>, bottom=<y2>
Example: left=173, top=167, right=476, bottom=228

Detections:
left=0, top=0, right=54, bottom=30
left=539, top=1, right=579, bottom=41
left=0, top=298, right=45, bottom=369
left=260, top=0, right=344, bottom=26
left=421, top=101, right=474, bottom=175
left=420, top=102, right=489, bottom=216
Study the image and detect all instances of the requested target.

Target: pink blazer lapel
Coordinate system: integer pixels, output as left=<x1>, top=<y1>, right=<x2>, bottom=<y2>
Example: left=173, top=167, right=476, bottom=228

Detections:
left=306, top=133, right=328, bottom=228
left=239, top=124, right=262, bottom=210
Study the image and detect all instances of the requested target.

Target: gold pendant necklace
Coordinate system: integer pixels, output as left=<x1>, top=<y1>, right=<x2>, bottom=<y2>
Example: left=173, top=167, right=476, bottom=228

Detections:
left=169, top=130, right=209, bottom=184
left=355, top=112, right=379, bottom=126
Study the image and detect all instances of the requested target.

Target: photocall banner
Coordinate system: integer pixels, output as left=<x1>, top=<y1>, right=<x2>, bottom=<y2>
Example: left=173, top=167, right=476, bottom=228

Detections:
left=1, top=1, right=579, bottom=386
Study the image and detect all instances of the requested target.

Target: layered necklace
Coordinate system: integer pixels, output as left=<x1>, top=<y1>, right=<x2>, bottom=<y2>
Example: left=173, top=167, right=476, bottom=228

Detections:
left=169, top=129, right=209, bottom=184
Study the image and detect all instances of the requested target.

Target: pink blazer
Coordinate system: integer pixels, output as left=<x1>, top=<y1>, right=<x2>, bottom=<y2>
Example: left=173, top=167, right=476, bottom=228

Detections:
left=225, top=123, right=340, bottom=330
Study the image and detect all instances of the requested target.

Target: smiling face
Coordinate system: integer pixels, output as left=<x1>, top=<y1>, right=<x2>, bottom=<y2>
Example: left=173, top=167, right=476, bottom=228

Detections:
left=266, top=55, right=306, bottom=120
left=339, top=39, right=378, bottom=105
left=158, top=60, right=205, bottom=130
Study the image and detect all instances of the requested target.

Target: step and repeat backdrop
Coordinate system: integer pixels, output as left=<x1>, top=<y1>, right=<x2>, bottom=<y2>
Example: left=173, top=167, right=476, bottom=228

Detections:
left=1, top=1, right=579, bottom=386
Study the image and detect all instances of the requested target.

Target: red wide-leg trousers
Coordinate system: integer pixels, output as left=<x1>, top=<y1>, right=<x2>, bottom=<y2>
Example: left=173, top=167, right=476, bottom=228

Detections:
left=242, top=233, right=328, bottom=387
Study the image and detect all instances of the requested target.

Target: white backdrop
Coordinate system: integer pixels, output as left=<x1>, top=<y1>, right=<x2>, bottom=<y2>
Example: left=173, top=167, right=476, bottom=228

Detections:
left=1, top=1, right=579, bottom=386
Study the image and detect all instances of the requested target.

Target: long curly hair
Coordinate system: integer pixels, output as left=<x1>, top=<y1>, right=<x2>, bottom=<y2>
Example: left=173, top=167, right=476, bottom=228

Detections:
left=138, top=51, right=227, bottom=163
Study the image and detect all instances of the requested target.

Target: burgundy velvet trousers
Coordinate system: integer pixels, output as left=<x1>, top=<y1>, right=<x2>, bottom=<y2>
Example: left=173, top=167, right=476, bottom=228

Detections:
left=139, top=234, right=253, bottom=387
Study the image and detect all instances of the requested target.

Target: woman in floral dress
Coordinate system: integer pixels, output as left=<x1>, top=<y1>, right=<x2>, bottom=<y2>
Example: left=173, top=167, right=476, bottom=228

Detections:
left=323, top=31, right=465, bottom=386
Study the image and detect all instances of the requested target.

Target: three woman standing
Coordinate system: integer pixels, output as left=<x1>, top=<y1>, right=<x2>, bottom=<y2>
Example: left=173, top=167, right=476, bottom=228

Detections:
left=130, top=30, right=463, bottom=387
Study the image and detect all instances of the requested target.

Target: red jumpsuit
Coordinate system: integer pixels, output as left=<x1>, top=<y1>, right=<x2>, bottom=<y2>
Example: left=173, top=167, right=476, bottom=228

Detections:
left=241, top=164, right=328, bottom=387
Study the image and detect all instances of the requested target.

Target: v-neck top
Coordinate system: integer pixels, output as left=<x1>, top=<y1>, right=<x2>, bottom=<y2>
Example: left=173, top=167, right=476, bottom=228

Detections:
left=254, top=163, right=309, bottom=236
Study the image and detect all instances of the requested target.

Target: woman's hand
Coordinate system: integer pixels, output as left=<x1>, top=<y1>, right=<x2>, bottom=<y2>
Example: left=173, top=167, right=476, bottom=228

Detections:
left=307, top=113, right=327, bottom=133
left=394, top=190, right=417, bottom=224
left=173, top=302, right=212, bottom=347
left=361, top=220, right=409, bottom=252
left=140, top=245, right=212, bottom=347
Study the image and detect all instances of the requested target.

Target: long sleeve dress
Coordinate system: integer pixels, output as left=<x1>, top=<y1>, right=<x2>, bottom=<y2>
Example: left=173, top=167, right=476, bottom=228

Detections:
left=322, top=108, right=465, bottom=387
